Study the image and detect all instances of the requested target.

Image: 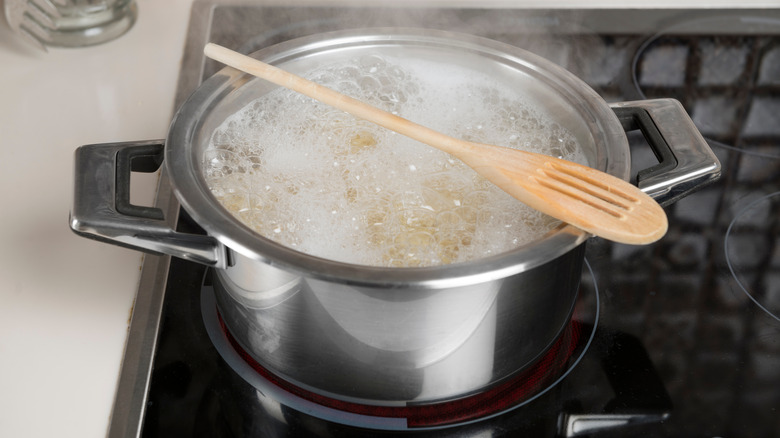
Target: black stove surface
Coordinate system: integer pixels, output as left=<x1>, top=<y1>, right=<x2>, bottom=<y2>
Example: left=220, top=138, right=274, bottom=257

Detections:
left=143, top=250, right=670, bottom=438
left=134, top=4, right=780, bottom=437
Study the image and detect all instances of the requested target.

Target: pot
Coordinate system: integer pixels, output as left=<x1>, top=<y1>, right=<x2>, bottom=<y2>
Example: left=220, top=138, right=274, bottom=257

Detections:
left=70, top=29, right=719, bottom=405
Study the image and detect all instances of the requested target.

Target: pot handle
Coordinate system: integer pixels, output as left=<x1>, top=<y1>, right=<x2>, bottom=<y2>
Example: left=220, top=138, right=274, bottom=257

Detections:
left=69, top=140, right=229, bottom=269
left=610, top=99, right=721, bottom=207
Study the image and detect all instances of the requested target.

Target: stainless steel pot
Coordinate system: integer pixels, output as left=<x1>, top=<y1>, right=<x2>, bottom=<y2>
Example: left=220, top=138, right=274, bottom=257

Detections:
left=70, top=29, right=720, bottom=405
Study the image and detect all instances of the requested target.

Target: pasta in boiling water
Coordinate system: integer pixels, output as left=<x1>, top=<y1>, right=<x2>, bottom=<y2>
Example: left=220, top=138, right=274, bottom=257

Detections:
left=203, top=54, right=586, bottom=267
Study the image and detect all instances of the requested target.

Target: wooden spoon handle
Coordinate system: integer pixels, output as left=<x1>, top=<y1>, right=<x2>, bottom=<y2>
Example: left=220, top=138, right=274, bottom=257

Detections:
left=204, top=43, right=467, bottom=156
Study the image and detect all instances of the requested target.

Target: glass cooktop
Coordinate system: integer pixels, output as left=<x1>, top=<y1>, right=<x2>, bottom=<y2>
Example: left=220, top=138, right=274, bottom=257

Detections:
left=110, top=3, right=780, bottom=437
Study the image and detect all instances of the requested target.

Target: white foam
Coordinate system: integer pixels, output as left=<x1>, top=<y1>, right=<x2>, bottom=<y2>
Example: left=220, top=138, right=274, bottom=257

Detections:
left=204, top=54, right=586, bottom=267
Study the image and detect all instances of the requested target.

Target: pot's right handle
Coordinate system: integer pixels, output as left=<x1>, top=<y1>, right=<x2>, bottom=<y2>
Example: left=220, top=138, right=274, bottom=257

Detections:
left=610, top=99, right=721, bottom=207
left=69, top=141, right=229, bottom=269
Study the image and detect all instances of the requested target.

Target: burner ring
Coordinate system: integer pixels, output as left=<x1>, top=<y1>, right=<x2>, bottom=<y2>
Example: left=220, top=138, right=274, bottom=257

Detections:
left=725, top=191, right=780, bottom=322
left=201, top=259, right=600, bottom=431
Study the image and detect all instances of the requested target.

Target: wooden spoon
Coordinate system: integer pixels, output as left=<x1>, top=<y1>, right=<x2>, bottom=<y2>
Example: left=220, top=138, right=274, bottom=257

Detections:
left=204, top=43, right=668, bottom=245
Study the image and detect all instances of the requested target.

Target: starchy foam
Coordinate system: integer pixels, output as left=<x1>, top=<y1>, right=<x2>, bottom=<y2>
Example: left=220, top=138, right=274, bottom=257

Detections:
left=204, top=54, right=586, bottom=267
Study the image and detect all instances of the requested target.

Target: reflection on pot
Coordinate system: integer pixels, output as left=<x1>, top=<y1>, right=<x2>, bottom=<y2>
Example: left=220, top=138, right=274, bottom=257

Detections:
left=308, top=279, right=499, bottom=365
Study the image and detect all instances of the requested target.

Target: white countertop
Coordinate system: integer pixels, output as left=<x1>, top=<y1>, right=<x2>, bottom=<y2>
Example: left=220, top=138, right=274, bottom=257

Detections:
left=0, top=1, right=193, bottom=436
left=1, top=1, right=778, bottom=437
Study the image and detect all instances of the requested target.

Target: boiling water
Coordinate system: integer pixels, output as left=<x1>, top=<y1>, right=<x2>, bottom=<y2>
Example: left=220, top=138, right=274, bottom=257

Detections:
left=203, top=54, right=586, bottom=267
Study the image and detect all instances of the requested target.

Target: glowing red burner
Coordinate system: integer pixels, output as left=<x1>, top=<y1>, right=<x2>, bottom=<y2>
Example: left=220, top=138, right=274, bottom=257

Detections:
left=218, top=313, right=582, bottom=428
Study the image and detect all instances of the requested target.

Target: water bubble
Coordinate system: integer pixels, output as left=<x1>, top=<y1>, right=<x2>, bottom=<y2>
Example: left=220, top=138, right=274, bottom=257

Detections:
left=359, top=55, right=387, bottom=72
left=358, top=75, right=382, bottom=94
left=436, top=210, right=463, bottom=229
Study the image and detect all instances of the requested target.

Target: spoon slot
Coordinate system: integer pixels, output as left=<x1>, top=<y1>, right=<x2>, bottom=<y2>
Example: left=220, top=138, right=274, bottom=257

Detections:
left=546, top=163, right=640, bottom=204
left=539, top=168, right=635, bottom=212
left=534, top=176, right=627, bottom=219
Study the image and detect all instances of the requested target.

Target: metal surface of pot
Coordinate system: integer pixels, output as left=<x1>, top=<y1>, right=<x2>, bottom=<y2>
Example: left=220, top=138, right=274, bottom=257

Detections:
left=70, top=29, right=720, bottom=405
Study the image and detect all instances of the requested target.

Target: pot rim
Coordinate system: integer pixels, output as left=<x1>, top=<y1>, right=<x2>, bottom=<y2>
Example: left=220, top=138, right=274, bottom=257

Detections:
left=166, top=28, right=627, bottom=288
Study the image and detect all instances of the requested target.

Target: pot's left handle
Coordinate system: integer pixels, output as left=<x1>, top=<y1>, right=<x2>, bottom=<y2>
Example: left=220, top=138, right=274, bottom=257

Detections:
left=69, top=141, right=229, bottom=269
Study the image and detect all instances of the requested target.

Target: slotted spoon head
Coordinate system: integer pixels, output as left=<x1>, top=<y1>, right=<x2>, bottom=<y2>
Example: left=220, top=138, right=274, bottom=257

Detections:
left=461, top=143, right=668, bottom=245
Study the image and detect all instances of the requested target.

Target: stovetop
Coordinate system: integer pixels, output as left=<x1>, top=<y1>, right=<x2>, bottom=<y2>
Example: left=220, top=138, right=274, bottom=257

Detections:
left=110, top=3, right=780, bottom=437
